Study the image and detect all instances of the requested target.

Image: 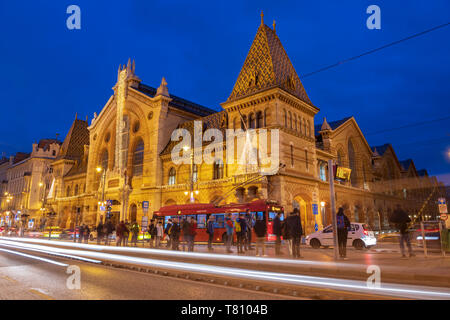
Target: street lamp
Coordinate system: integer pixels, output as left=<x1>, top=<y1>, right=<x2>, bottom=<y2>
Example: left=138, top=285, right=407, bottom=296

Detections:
left=96, top=166, right=107, bottom=223
left=183, top=146, right=196, bottom=203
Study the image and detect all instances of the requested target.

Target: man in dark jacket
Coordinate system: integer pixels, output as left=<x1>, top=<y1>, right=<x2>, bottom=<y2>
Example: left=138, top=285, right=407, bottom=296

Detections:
left=96, top=221, right=104, bottom=245
left=181, top=218, right=190, bottom=251
left=336, top=207, right=351, bottom=259
left=83, top=224, right=90, bottom=244
left=164, top=219, right=173, bottom=248
left=253, top=217, right=267, bottom=256
left=391, top=204, right=415, bottom=258
left=148, top=220, right=157, bottom=248
left=104, top=220, right=114, bottom=246
left=78, top=225, right=84, bottom=243
left=206, top=215, right=215, bottom=251
left=116, top=221, right=129, bottom=246
left=286, top=208, right=303, bottom=258
left=235, top=214, right=247, bottom=254
left=170, top=218, right=180, bottom=251
left=273, top=212, right=283, bottom=255
left=244, top=211, right=254, bottom=250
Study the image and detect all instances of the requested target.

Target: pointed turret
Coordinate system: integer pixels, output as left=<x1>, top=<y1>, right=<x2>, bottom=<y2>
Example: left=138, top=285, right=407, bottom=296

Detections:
left=321, top=117, right=332, bottom=131
left=227, top=16, right=312, bottom=106
left=156, top=77, right=169, bottom=97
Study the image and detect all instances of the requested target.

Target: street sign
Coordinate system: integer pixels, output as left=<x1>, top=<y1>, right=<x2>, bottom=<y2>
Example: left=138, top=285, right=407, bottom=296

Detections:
left=438, top=198, right=446, bottom=205
left=99, top=206, right=105, bottom=211
left=141, top=216, right=148, bottom=232
left=312, top=204, right=319, bottom=215
left=106, top=199, right=113, bottom=206
left=142, top=201, right=149, bottom=214
left=314, top=223, right=319, bottom=232
left=440, top=213, right=448, bottom=221
left=439, top=204, right=448, bottom=214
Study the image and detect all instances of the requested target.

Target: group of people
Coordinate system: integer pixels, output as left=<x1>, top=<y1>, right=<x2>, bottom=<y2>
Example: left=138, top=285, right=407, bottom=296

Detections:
left=160, top=217, right=197, bottom=251
left=94, top=219, right=140, bottom=247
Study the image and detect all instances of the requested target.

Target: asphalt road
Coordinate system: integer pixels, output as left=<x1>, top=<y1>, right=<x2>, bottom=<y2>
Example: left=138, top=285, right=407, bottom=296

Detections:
left=0, top=249, right=298, bottom=300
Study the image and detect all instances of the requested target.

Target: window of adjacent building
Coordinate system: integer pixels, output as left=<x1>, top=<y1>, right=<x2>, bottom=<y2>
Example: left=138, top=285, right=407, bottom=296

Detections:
left=283, top=110, right=287, bottom=127
left=213, top=159, right=224, bottom=180
left=168, top=168, right=176, bottom=185
left=289, top=111, right=292, bottom=129
left=319, top=163, right=327, bottom=181
left=133, top=139, right=144, bottom=176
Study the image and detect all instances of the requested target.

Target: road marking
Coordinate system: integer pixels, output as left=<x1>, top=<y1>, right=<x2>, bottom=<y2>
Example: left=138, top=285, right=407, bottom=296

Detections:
left=29, top=288, right=54, bottom=300
left=2, top=275, right=18, bottom=283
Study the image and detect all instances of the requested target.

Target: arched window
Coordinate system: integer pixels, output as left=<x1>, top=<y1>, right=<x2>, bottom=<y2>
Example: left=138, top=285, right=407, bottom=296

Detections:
left=249, top=113, right=256, bottom=129
left=294, top=115, right=298, bottom=131
left=298, top=116, right=302, bottom=133
left=256, top=111, right=263, bottom=129
left=213, top=159, right=224, bottom=180
left=283, top=110, right=287, bottom=127
left=132, top=139, right=144, bottom=176
left=307, top=120, right=311, bottom=137
left=168, top=167, right=176, bottom=185
left=100, top=149, right=108, bottom=170
left=129, top=203, right=137, bottom=222
left=66, top=186, right=71, bottom=197
left=192, top=164, right=198, bottom=182
left=290, top=145, right=294, bottom=167
left=303, top=118, right=307, bottom=135
left=288, top=112, right=292, bottom=129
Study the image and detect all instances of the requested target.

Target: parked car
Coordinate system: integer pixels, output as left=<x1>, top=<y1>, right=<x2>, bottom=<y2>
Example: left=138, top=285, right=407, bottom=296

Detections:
left=41, top=226, right=63, bottom=239
left=305, top=222, right=377, bottom=250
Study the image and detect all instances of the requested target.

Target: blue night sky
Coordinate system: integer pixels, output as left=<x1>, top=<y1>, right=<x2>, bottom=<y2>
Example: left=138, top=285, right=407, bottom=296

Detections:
left=0, top=1, right=449, bottom=184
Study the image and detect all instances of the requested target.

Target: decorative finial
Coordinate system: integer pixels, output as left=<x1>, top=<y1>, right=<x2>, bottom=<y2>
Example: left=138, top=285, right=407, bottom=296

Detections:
left=75, top=112, right=78, bottom=120
left=127, top=58, right=131, bottom=72
left=260, top=10, right=264, bottom=26
left=132, top=59, right=135, bottom=74
left=321, top=117, right=332, bottom=131
left=156, top=76, right=169, bottom=97
left=273, top=20, right=276, bottom=32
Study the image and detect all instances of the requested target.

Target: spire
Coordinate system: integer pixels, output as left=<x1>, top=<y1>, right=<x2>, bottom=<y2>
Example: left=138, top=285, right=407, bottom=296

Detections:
left=260, top=10, right=264, bottom=26
left=373, top=147, right=380, bottom=157
left=273, top=20, right=276, bottom=32
left=227, top=20, right=312, bottom=105
left=156, top=77, right=169, bottom=97
left=75, top=112, right=78, bottom=120
left=132, top=59, right=135, bottom=74
left=321, top=117, right=332, bottom=131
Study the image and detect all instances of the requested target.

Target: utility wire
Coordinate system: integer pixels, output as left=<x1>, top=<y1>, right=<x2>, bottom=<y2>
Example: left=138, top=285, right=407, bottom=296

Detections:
left=301, top=21, right=450, bottom=78
left=366, top=115, right=450, bottom=136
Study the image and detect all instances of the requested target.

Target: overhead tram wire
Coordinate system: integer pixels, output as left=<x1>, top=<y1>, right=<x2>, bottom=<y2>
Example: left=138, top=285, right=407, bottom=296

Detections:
left=300, top=21, right=450, bottom=79
left=365, top=115, right=450, bottom=136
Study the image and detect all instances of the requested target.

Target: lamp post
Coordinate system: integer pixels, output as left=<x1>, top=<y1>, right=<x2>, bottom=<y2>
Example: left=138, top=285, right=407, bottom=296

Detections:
left=96, top=166, right=107, bottom=223
left=183, top=146, right=197, bottom=203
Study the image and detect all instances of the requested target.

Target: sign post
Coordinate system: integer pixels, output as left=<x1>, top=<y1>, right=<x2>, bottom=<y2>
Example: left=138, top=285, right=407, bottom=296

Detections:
left=328, top=159, right=339, bottom=261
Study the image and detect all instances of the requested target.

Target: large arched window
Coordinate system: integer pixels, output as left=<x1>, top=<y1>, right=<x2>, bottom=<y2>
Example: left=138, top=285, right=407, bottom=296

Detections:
left=192, top=164, right=198, bottom=182
left=213, top=159, right=224, bottom=180
left=74, top=185, right=79, bottom=196
left=288, top=111, right=292, bottom=129
left=249, top=113, right=256, bottom=129
left=168, top=167, right=176, bottom=185
left=348, top=140, right=357, bottom=186
left=132, top=139, right=144, bottom=176
left=256, top=111, right=263, bottom=129
left=100, top=149, right=108, bottom=170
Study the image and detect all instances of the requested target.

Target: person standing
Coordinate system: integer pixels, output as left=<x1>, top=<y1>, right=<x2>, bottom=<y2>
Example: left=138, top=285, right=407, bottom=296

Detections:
left=148, top=220, right=157, bottom=248
left=225, top=213, right=234, bottom=253
left=188, top=217, right=197, bottom=252
left=181, top=217, right=190, bottom=252
left=336, top=207, right=351, bottom=260
left=104, top=220, right=114, bottom=246
left=84, top=224, right=90, bottom=244
left=206, top=216, right=215, bottom=251
left=78, top=224, right=84, bottom=243
left=391, top=204, right=415, bottom=258
left=171, top=218, right=180, bottom=251
left=155, top=221, right=163, bottom=248
left=123, top=220, right=130, bottom=246
left=115, top=221, right=125, bottom=246
left=235, top=214, right=247, bottom=254
left=286, top=208, right=303, bottom=258
left=130, top=221, right=140, bottom=247
left=254, top=216, right=267, bottom=257
left=164, top=219, right=173, bottom=248
left=96, top=221, right=104, bottom=245
left=244, top=211, right=254, bottom=250
left=273, top=212, right=283, bottom=255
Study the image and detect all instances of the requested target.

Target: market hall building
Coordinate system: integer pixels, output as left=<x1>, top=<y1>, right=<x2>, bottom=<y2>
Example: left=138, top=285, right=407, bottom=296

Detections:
left=8, top=17, right=443, bottom=235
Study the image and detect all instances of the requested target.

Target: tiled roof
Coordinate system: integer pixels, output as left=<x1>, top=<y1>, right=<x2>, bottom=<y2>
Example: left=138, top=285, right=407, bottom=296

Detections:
left=65, top=159, right=88, bottom=177
left=227, top=24, right=312, bottom=106
left=399, top=159, right=413, bottom=171
left=136, top=83, right=217, bottom=118
left=314, top=116, right=352, bottom=136
left=161, top=111, right=228, bottom=155
left=371, top=144, right=391, bottom=156
left=37, top=139, right=61, bottom=151
left=13, top=152, right=30, bottom=164
left=57, top=119, right=89, bottom=161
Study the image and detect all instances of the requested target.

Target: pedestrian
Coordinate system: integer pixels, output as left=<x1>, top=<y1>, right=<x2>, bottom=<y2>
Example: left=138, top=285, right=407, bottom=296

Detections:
left=244, top=211, right=254, bottom=250
left=104, top=220, right=114, bottom=246
left=164, top=219, right=173, bottom=248
left=115, top=221, right=125, bottom=246
left=225, top=214, right=234, bottom=253
left=286, top=208, right=303, bottom=258
left=84, top=224, right=90, bottom=244
left=148, top=220, right=157, bottom=248
left=78, top=224, right=84, bottom=243
left=181, top=217, right=190, bottom=251
left=273, top=212, right=283, bottom=255
left=206, top=215, right=215, bottom=251
left=123, top=220, right=130, bottom=246
left=188, top=216, right=197, bottom=252
left=253, top=216, right=267, bottom=257
left=281, top=218, right=291, bottom=255
left=156, top=221, right=163, bottom=248
left=235, top=214, right=247, bottom=254
left=130, top=221, right=140, bottom=247
left=391, top=204, right=415, bottom=259
left=336, top=207, right=351, bottom=260
left=170, top=218, right=180, bottom=251
left=96, top=221, right=104, bottom=245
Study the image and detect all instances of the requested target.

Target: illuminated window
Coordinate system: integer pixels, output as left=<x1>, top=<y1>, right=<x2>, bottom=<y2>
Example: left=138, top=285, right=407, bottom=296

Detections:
left=168, top=168, right=176, bottom=185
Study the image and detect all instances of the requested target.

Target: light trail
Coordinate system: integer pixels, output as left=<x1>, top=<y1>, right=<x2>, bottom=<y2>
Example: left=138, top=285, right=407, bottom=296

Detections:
left=1, top=239, right=449, bottom=300
left=0, top=248, right=68, bottom=267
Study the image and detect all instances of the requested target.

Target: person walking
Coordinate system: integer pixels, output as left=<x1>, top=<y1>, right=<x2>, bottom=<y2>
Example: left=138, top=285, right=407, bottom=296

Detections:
left=286, top=208, right=303, bottom=258
left=281, top=217, right=291, bottom=255
left=155, top=221, right=163, bottom=248
left=148, top=220, right=157, bottom=248
left=188, top=217, right=197, bottom=252
left=164, top=219, right=173, bottom=248
left=130, top=221, right=140, bottom=247
left=273, top=212, right=283, bottom=255
left=96, top=221, right=104, bottom=245
left=78, top=224, right=84, bottom=243
left=123, top=220, right=130, bottom=246
left=115, top=221, right=125, bottom=246
left=206, top=215, right=215, bottom=251
left=244, top=211, right=254, bottom=250
left=336, top=207, right=351, bottom=260
left=181, top=217, right=190, bottom=252
left=235, top=214, right=247, bottom=254
left=253, top=216, right=267, bottom=257
left=170, top=218, right=180, bottom=251
left=225, top=213, right=234, bottom=253
left=104, top=220, right=114, bottom=246
left=391, top=204, right=415, bottom=258
left=84, top=224, right=90, bottom=244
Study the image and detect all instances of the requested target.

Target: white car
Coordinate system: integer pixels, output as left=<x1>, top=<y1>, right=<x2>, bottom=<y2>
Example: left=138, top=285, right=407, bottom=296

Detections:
left=305, top=223, right=377, bottom=250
